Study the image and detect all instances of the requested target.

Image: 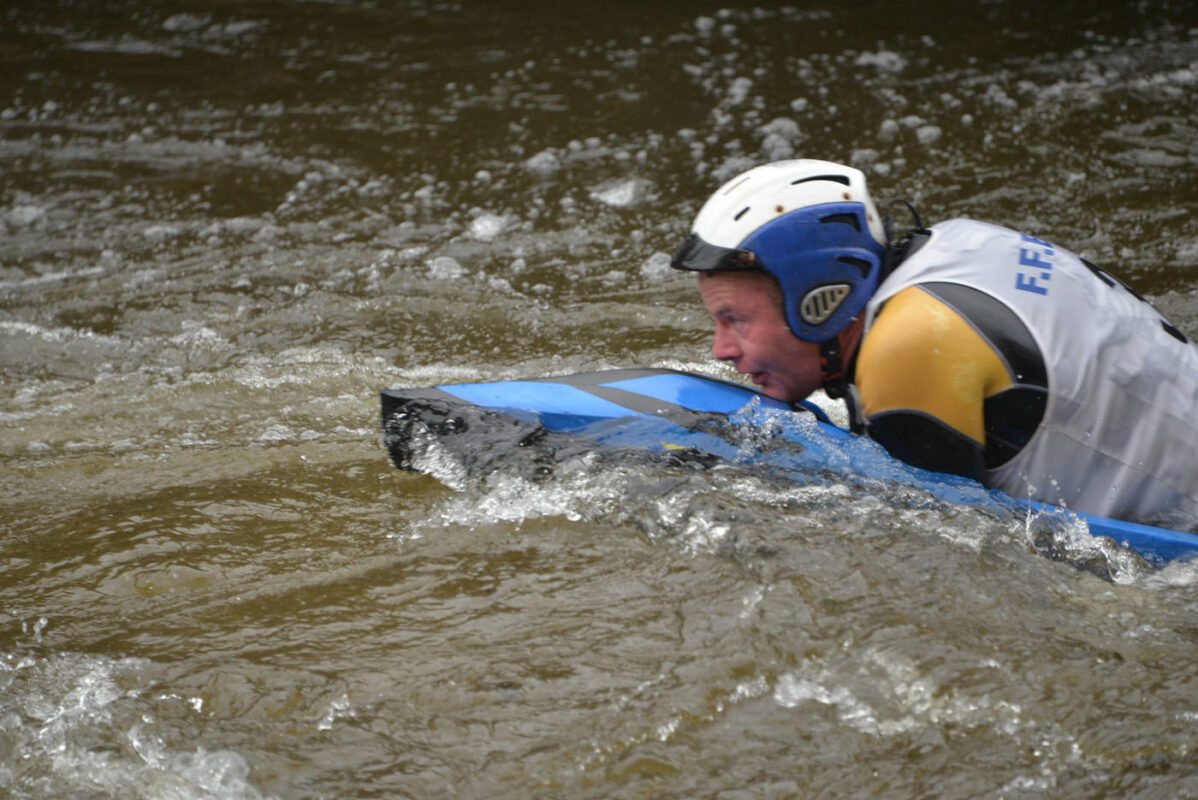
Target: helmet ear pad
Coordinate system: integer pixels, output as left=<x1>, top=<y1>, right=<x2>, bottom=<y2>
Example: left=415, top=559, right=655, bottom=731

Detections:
left=736, top=202, right=884, bottom=343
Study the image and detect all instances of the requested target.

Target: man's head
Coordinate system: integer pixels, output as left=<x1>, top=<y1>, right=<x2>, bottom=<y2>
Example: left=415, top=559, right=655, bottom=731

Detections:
left=672, top=159, right=886, bottom=396
left=697, top=269, right=865, bottom=402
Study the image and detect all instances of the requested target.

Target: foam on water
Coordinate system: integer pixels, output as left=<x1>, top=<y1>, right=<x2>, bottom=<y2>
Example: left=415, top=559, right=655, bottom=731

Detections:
left=3, top=2, right=1198, bottom=796
left=395, top=381, right=1188, bottom=583
left=0, top=651, right=269, bottom=800
left=413, top=434, right=1007, bottom=566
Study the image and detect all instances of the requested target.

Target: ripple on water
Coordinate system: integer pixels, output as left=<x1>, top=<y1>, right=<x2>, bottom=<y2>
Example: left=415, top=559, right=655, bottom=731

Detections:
left=3, top=2, right=1198, bottom=798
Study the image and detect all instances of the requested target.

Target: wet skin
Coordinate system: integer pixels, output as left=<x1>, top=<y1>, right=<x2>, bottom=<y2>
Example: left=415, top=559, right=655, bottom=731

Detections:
left=698, top=271, right=825, bottom=402
left=698, top=271, right=863, bottom=403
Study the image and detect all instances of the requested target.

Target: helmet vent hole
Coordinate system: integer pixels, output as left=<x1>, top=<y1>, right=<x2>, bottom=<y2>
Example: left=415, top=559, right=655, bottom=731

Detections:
left=791, top=174, right=851, bottom=187
left=819, top=212, right=862, bottom=232
left=734, top=206, right=750, bottom=221
left=800, top=284, right=852, bottom=325
left=837, top=256, right=871, bottom=278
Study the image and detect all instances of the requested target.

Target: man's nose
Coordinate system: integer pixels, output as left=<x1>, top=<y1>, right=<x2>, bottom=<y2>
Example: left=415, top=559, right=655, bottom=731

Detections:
left=712, top=325, right=739, bottom=361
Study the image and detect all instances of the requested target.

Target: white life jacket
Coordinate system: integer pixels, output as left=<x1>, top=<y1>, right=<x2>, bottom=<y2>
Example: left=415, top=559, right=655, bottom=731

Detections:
left=866, top=218, right=1198, bottom=529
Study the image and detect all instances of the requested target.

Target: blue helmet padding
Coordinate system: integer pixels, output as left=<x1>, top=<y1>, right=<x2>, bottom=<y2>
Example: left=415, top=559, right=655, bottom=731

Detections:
left=737, top=202, right=885, bottom=342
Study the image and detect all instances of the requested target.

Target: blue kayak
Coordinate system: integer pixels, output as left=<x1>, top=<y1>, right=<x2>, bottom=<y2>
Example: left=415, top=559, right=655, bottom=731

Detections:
left=380, top=367, right=1198, bottom=564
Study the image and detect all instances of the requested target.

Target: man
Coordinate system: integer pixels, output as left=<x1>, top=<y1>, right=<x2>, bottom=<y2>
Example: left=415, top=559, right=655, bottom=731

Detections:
left=671, top=158, right=1198, bottom=530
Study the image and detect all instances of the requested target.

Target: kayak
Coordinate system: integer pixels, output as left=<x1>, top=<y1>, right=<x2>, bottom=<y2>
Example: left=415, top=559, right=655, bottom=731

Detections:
left=380, top=367, right=1198, bottom=564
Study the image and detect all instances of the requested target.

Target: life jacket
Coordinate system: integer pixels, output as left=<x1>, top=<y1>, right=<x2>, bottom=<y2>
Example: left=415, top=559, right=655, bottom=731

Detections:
left=863, top=218, right=1198, bottom=529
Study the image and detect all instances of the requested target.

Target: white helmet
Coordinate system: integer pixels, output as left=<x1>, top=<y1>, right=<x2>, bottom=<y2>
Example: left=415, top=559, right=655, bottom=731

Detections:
left=671, top=159, right=887, bottom=343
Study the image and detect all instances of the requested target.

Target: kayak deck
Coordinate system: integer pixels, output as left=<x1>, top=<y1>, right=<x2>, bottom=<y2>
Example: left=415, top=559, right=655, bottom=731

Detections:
left=381, top=368, right=1198, bottom=564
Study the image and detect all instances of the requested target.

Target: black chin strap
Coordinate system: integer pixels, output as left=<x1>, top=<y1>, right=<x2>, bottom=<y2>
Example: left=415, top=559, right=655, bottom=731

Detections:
left=820, top=338, right=867, bottom=434
left=820, top=338, right=848, bottom=399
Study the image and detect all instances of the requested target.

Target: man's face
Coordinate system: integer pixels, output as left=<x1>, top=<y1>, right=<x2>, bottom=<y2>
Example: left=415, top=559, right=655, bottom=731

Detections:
left=697, top=271, right=824, bottom=403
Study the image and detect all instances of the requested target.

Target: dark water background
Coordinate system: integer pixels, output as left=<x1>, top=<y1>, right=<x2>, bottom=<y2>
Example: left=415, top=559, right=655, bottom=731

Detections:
left=3, top=1, right=1198, bottom=797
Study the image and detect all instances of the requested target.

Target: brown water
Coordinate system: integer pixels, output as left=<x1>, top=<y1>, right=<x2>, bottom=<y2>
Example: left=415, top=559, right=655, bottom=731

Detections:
left=3, top=1, right=1198, bottom=798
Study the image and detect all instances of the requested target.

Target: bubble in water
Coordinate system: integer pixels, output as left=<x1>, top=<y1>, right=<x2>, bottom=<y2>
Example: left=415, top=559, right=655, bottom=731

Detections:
left=639, top=251, right=673, bottom=280
left=468, top=213, right=511, bottom=242
left=169, top=747, right=260, bottom=798
left=916, top=125, right=942, bottom=146
left=427, top=256, right=466, bottom=280
left=524, top=149, right=560, bottom=177
left=588, top=179, right=645, bottom=208
left=8, top=205, right=47, bottom=228
left=854, top=50, right=908, bottom=74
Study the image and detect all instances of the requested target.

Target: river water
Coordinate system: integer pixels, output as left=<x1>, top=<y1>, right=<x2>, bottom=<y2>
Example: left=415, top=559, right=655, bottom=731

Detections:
left=3, top=1, right=1198, bottom=797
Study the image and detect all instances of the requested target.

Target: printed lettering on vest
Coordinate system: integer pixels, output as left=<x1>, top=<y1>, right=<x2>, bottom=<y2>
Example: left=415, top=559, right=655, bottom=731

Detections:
left=1015, top=233, right=1054, bottom=296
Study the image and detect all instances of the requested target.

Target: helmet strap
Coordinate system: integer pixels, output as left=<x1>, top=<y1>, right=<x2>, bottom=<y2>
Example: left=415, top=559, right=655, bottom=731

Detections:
left=882, top=198, right=928, bottom=243
left=881, top=198, right=932, bottom=281
left=842, top=383, right=868, bottom=434
left=819, top=338, right=848, bottom=398
left=819, top=313, right=867, bottom=399
left=819, top=339, right=866, bottom=433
